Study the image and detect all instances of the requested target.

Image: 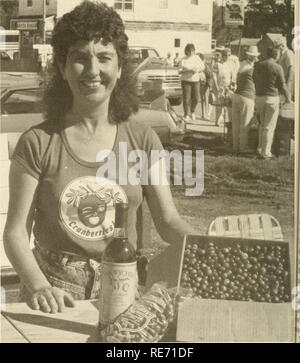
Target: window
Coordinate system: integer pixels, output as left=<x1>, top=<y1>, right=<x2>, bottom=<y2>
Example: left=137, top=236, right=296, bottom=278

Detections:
left=191, top=0, right=198, bottom=5
left=27, top=0, right=33, bottom=7
left=114, top=0, right=134, bottom=11
left=174, top=39, right=180, bottom=48
left=5, top=35, right=19, bottom=43
left=159, top=0, right=168, bottom=9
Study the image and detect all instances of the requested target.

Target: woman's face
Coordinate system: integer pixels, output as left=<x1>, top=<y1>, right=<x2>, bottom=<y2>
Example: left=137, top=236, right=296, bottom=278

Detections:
left=60, top=39, right=121, bottom=106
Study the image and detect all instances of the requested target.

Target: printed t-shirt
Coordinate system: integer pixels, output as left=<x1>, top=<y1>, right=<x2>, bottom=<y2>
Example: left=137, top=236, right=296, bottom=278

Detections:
left=12, top=120, right=164, bottom=258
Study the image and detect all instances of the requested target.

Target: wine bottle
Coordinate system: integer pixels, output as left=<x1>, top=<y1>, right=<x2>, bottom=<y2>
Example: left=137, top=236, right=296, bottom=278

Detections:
left=98, top=202, right=137, bottom=330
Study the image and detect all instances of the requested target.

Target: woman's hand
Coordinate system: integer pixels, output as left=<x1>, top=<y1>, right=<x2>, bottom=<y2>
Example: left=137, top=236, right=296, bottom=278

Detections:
left=28, top=286, right=75, bottom=314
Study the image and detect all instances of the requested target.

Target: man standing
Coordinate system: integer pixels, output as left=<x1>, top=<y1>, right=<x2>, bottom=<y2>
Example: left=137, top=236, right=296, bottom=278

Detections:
left=274, top=37, right=295, bottom=100
left=253, top=47, right=292, bottom=160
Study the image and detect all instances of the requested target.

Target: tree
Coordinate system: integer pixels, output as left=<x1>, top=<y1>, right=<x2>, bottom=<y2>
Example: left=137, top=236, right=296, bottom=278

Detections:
left=0, top=0, right=18, bottom=29
left=244, top=0, right=295, bottom=47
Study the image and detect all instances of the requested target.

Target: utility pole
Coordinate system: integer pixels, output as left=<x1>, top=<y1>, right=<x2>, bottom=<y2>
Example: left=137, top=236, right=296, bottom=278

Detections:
left=42, top=0, right=46, bottom=44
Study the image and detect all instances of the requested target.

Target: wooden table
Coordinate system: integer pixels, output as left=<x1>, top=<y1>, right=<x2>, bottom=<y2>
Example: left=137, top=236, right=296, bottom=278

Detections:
left=1, top=298, right=294, bottom=343
left=1, top=300, right=102, bottom=343
left=1, top=300, right=176, bottom=343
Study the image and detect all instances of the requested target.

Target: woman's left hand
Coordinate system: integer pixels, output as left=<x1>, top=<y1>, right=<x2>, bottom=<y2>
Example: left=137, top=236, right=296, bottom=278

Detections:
left=28, top=286, right=76, bottom=314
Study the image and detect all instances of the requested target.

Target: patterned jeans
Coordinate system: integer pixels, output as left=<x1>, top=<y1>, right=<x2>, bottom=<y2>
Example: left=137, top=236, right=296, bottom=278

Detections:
left=19, top=242, right=102, bottom=301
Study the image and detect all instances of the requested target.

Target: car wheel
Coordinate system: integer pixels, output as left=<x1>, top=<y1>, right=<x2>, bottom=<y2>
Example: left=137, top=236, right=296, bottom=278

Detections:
left=168, top=97, right=182, bottom=106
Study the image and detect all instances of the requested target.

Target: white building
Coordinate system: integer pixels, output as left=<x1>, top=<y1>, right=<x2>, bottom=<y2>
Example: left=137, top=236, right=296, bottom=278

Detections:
left=12, top=0, right=213, bottom=57
left=104, top=0, right=214, bottom=56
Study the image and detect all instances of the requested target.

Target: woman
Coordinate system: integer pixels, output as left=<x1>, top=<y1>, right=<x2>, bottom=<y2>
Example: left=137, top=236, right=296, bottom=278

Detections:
left=180, top=43, right=205, bottom=122
left=231, top=46, right=259, bottom=154
left=4, top=2, right=193, bottom=314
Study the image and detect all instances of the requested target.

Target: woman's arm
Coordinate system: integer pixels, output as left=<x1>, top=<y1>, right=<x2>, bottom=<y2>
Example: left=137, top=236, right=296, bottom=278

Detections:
left=143, top=160, right=196, bottom=245
left=3, top=161, right=74, bottom=313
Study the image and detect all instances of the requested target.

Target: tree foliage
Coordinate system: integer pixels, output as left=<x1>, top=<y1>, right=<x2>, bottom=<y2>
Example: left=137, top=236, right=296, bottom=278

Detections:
left=244, top=0, right=294, bottom=46
left=0, top=0, right=18, bottom=29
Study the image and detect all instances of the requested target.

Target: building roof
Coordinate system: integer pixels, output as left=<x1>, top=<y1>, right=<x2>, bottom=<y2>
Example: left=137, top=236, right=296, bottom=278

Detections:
left=230, top=38, right=260, bottom=46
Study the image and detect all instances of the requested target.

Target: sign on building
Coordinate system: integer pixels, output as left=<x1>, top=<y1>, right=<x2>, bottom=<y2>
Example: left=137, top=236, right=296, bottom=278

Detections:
left=17, top=21, right=38, bottom=30
left=223, top=0, right=245, bottom=26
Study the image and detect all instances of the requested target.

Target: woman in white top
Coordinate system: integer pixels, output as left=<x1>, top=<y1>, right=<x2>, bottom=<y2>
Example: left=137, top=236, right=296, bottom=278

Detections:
left=180, top=43, right=205, bottom=122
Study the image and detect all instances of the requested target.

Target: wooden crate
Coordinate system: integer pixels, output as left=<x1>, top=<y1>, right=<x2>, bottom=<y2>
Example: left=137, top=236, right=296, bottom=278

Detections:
left=145, top=234, right=294, bottom=342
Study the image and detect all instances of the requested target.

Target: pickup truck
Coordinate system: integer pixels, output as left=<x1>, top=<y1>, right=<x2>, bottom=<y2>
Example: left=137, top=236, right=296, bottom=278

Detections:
left=129, top=46, right=182, bottom=106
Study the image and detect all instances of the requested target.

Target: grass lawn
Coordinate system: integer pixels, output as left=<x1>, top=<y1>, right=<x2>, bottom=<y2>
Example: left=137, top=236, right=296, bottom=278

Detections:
left=144, top=133, right=295, bottom=276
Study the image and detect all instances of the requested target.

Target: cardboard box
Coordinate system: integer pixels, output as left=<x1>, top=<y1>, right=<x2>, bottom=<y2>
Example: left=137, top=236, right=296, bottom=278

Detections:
left=146, top=234, right=294, bottom=342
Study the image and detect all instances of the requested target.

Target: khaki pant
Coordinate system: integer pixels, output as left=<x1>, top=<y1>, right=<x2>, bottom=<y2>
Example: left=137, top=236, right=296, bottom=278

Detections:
left=256, top=96, right=280, bottom=158
left=231, top=94, right=255, bottom=152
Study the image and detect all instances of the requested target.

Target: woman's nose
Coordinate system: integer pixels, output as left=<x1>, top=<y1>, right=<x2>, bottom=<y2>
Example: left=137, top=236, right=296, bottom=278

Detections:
left=86, top=56, right=101, bottom=76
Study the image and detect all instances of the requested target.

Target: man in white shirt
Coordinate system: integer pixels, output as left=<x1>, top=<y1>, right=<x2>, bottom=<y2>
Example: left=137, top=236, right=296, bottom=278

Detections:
left=180, top=43, right=205, bottom=122
left=274, top=37, right=294, bottom=100
left=217, top=48, right=237, bottom=125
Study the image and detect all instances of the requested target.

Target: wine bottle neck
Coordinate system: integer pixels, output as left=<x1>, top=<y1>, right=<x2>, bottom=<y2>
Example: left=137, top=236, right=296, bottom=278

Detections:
left=114, top=227, right=127, bottom=238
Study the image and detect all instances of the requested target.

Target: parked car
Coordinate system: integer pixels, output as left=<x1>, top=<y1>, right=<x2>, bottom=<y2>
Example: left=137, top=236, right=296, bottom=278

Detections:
left=129, top=46, right=182, bottom=106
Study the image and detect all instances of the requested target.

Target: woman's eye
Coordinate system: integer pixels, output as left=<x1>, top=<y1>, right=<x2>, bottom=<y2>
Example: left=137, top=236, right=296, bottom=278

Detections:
left=97, top=56, right=111, bottom=62
left=73, top=56, right=86, bottom=63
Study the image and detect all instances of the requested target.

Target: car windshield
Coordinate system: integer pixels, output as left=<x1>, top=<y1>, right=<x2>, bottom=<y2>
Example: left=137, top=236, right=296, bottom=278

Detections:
left=129, top=48, right=160, bottom=65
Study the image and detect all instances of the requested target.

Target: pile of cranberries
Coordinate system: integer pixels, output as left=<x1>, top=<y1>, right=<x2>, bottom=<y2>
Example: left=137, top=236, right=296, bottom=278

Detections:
left=180, top=241, right=291, bottom=303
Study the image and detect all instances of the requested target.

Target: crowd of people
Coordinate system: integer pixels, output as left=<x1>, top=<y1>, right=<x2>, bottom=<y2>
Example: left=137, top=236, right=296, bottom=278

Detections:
left=169, top=38, right=294, bottom=160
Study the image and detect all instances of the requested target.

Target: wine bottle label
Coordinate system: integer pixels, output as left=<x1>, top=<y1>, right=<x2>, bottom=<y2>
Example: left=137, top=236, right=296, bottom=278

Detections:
left=99, top=261, right=137, bottom=326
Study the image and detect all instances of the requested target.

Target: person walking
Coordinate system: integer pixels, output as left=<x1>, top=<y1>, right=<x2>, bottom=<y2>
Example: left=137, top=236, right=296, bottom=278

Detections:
left=253, top=47, right=292, bottom=160
left=231, top=46, right=259, bottom=154
left=179, top=43, right=205, bottom=122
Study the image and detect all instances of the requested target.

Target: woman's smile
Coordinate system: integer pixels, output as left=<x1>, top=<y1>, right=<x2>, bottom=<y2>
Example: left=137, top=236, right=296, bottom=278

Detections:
left=80, top=80, right=103, bottom=89
left=79, top=79, right=105, bottom=93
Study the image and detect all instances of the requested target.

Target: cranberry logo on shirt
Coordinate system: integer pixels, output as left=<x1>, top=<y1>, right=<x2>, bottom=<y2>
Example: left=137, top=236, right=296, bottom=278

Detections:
left=59, top=177, right=127, bottom=241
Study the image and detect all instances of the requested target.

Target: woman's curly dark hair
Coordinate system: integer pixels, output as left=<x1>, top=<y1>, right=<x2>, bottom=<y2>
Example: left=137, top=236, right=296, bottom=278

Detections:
left=44, top=1, right=139, bottom=124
